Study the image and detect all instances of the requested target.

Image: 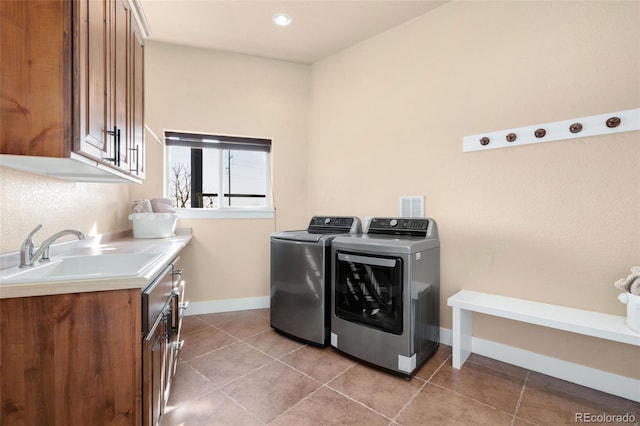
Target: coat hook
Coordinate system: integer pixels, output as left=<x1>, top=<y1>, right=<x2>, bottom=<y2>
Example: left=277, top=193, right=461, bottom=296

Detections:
left=506, top=133, right=517, bottom=142
left=534, top=128, right=546, bottom=138
left=606, top=117, right=621, bottom=128
left=480, top=137, right=490, bottom=146
left=569, top=123, right=583, bottom=133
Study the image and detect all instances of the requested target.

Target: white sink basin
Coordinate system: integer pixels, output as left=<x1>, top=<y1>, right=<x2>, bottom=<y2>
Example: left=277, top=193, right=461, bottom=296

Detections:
left=0, top=253, right=160, bottom=284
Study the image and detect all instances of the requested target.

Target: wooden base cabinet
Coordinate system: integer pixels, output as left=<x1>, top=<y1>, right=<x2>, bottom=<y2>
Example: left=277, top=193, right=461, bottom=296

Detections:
left=0, top=0, right=147, bottom=183
left=0, top=290, right=143, bottom=425
left=0, top=258, right=186, bottom=426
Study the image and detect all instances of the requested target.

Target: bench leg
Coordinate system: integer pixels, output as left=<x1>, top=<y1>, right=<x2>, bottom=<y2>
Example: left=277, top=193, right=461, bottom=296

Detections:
left=452, top=307, right=472, bottom=369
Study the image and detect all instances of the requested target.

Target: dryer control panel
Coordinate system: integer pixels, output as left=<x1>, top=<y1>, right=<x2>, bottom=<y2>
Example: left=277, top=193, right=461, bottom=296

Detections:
left=368, top=218, right=431, bottom=237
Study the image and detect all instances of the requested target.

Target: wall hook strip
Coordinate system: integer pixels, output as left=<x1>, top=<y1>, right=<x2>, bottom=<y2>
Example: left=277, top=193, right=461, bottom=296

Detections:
left=463, top=108, right=639, bottom=153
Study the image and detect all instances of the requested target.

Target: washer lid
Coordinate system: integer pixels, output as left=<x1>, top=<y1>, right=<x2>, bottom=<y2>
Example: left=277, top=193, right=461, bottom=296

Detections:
left=271, top=230, right=325, bottom=243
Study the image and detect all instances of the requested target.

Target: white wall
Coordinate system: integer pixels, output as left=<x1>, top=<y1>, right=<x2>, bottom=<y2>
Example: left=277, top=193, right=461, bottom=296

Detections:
left=133, top=41, right=311, bottom=303
left=0, top=167, right=130, bottom=252
left=307, top=1, right=639, bottom=378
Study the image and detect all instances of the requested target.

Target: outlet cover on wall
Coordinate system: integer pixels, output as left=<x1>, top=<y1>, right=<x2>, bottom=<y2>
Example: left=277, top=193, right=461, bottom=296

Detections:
left=400, top=196, right=424, bottom=218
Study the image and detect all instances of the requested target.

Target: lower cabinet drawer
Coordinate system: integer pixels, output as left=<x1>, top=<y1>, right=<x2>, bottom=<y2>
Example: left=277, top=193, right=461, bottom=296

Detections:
left=142, top=263, right=173, bottom=334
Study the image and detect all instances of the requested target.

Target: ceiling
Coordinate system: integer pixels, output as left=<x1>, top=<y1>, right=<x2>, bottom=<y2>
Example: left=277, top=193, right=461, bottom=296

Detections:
left=139, top=1, right=448, bottom=64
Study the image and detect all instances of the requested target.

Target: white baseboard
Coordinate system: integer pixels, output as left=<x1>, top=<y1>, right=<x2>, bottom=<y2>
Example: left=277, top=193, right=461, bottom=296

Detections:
left=182, top=299, right=639, bottom=402
left=185, top=296, right=270, bottom=315
left=439, top=327, right=639, bottom=403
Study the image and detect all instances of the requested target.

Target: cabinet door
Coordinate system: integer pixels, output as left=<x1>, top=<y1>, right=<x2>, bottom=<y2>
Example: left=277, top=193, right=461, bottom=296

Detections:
left=0, top=0, right=71, bottom=158
left=144, top=313, right=168, bottom=426
left=77, top=0, right=112, bottom=161
left=130, top=20, right=145, bottom=178
left=0, top=290, right=142, bottom=425
left=112, top=0, right=131, bottom=171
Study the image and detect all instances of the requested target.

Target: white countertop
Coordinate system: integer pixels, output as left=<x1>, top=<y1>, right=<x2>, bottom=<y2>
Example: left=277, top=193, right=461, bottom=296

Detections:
left=0, top=228, right=192, bottom=299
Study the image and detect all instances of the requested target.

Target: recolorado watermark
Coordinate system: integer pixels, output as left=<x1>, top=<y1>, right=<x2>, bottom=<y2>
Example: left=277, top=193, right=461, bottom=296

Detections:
left=575, top=412, right=636, bottom=423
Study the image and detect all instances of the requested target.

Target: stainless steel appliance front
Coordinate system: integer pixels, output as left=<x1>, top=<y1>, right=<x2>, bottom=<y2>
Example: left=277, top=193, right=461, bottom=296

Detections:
left=270, top=216, right=361, bottom=346
left=331, top=218, right=440, bottom=376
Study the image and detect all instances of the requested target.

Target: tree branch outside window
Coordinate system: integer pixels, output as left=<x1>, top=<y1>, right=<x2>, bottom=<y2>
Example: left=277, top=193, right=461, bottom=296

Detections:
left=169, top=162, right=191, bottom=208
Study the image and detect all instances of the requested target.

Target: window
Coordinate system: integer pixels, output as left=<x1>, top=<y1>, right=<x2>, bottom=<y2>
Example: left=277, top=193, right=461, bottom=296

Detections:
left=165, top=131, right=272, bottom=218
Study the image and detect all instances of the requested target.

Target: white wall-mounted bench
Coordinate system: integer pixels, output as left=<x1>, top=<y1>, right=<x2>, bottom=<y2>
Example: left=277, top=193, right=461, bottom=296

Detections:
left=447, top=290, right=640, bottom=369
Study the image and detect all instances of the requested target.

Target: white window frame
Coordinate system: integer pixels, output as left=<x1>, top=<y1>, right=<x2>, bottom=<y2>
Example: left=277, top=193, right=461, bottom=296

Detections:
left=164, top=131, right=274, bottom=220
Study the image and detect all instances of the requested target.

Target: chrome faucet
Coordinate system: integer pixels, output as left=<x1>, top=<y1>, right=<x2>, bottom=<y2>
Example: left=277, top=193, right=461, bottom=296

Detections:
left=19, top=224, right=85, bottom=268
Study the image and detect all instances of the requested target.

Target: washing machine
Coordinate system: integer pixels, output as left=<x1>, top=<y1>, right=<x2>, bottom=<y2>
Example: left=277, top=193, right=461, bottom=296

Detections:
left=270, top=216, right=361, bottom=346
left=330, top=217, right=440, bottom=376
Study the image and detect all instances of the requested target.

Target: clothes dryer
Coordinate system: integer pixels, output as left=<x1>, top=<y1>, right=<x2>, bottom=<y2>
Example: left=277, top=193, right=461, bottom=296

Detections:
left=331, top=218, right=440, bottom=376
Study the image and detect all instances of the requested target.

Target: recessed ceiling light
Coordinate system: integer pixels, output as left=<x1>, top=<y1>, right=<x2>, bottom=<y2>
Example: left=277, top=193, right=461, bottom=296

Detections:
left=272, top=13, right=292, bottom=27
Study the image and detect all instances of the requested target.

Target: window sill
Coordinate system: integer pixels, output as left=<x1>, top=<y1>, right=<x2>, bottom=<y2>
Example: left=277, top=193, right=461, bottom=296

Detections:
left=174, top=208, right=275, bottom=220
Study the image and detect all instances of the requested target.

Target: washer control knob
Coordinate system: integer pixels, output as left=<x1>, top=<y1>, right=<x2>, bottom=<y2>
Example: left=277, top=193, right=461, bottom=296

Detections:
left=324, top=218, right=331, bottom=225
left=389, top=219, right=398, bottom=227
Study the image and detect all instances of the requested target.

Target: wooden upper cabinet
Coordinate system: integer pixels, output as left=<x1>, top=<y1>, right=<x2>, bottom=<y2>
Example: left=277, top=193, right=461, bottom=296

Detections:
left=0, top=0, right=149, bottom=183
left=131, top=19, right=145, bottom=178
left=77, top=0, right=110, bottom=159
left=0, top=0, right=72, bottom=158
left=112, top=0, right=132, bottom=171
left=78, top=0, right=145, bottom=174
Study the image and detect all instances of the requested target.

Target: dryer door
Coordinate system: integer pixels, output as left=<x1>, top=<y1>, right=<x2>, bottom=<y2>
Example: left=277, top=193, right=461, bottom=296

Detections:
left=334, top=251, right=404, bottom=335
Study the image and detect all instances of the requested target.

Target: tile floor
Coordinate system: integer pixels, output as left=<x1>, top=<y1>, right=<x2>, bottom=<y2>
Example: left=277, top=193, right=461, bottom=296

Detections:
left=163, top=309, right=639, bottom=426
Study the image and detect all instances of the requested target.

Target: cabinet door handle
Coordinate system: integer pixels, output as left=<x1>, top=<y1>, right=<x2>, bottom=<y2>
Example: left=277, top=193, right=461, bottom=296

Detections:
left=164, top=311, right=173, bottom=341
left=116, top=128, right=121, bottom=167
left=130, top=145, right=139, bottom=174
left=104, top=126, right=118, bottom=164
left=170, top=291, right=180, bottom=336
left=172, top=268, right=184, bottom=281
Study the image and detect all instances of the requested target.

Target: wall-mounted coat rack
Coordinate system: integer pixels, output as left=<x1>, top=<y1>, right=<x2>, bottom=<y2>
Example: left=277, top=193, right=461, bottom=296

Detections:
left=463, top=108, right=639, bottom=153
